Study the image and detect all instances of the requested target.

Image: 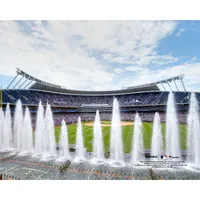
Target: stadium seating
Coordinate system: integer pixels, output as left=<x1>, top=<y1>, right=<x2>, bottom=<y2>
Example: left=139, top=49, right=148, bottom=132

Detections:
left=3, top=90, right=198, bottom=107
left=29, top=112, right=188, bottom=127
left=2, top=89, right=199, bottom=127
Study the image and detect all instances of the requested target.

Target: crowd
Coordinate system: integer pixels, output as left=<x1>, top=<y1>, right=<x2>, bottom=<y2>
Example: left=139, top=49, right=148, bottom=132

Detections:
left=3, top=89, right=196, bottom=107
left=2, top=88, right=195, bottom=131
left=30, top=112, right=188, bottom=127
left=2, top=89, right=196, bottom=128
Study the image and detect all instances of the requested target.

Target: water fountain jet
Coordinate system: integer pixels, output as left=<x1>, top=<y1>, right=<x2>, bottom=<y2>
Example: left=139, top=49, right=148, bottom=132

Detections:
left=18, top=107, right=33, bottom=156
left=41, top=103, right=57, bottom=161
left=73, top=117, right=86, bottom=163
left=1, top=103, right=13, bottom=152
left=166, top=92, right=181, bottom=159
left=0, top=107, right=4, bottom=150
left=57, top=119, right=71, bottom=162
left=109, top=98, right=125, bottom=167
left=131, top=113, right=143, bottom=165
left=33, top=101, right=45, bottom=158
left=13, top=99, right=23, bottom=152
left=90, top=110, right=105, bottom=165
left=151, top=112, right=163, bottom=160
left=187, top=92, right=200, bottom=167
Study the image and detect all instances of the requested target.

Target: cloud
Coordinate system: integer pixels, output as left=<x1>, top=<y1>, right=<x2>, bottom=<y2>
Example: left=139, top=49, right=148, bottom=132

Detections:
left=120, top=62, right=200, bottom=92
left=176, top=28, right=184, bottom=36
left=2, top=20, right=197, bottom=91
left=125, top=66, right=144, bottom=72
left=114, top=68, right=124, bottom=74
left=98, top=21, right=178, bottom=65
left=0, top=21, right=115, bottom=90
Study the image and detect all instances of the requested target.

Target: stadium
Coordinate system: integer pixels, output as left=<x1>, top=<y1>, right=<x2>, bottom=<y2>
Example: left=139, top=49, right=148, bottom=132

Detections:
left=0, top=68, right=200, bottom=180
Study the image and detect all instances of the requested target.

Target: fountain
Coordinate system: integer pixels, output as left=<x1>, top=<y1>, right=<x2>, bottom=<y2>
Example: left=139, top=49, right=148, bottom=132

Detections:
left=73, top=117, right=86, bottom=163
left=90, top=110, right=105, bottom=165
left=187, top=92, right=200, bottom=166
left=0, top=107, right=4, bottom=149
left=13, top=100, right=23, bottom=151
left=41, top=103, right=57, bottom=160
left=33, top=101, right=45, bottom=157
left=109, top=98, right=125, bottom=167
left=1, top=103, right=13, bottom=152
left=3, top=90, right=200, bottom=179
left=131, top=113, right=143, bottom=165
left=58, top=119, right=71, bottom=161
left=151, top=112, right=163, bottom=159
left=166, top=92, right=181, bottom=159
left=19, top=107, right=33, bottom=155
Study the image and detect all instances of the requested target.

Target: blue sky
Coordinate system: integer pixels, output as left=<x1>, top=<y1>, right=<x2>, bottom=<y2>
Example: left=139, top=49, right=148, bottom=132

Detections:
left=0, top=20, right=200, bottom=91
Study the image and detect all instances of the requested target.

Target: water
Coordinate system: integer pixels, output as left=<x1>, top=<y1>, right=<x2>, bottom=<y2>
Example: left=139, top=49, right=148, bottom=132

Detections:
left=0, top=92, right=189, bottom=169
left=13, top=100, right=23, bottom=151
left=19, top=107, right=33, bottom=155
left=187, top=92, right=200, bottom=166
left=34, top=101, right=45, bottom=156
left=41, top=103, right=57, bottom=160
left=58, top=119, right=71, bottom=161
left=91, top=110, right=105, bottom=165
left=131, top=113, right=143, bottom=165
left=1, top=103, right=13, bottom=151
left=166, top=92, right=180, bottom=158
left=0, top=107, right=4, bottom=149
left=151, top=112, right=163, bottom=159
left=109, top=98, right=125, bottom=167
left=74, top=117, right=86, bottom=163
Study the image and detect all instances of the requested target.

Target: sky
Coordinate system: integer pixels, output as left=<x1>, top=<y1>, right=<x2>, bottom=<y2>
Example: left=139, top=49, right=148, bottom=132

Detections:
left=0, top=20, right=200, bottom=92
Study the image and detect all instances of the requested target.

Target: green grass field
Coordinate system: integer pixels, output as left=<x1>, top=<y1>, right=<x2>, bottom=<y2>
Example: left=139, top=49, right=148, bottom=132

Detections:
left=54, top=121, right=187, bottom=153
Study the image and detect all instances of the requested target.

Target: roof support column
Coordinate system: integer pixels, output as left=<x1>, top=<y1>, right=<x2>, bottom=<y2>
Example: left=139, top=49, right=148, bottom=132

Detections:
left=7, top=74, right=19, bottom=89
left=180, top=78, right=186, bottom=92
left=167, top=81, right=172, bottom=91
left=13, top=76, right=24, bottom=89
left=23, top=80, right=33, bottom=89
left=18, top=78, right=29, bottom=89
left=173, top=79, right=179, bottom=91
left=161, top=83, right=166, bottom=91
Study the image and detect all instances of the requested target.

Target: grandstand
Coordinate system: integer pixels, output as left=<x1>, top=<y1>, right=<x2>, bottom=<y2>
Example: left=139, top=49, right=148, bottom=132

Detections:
left=1, top=68, right=200, bottom=126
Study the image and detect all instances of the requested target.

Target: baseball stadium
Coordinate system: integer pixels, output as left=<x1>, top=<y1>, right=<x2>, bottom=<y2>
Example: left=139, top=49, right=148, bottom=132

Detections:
left=0, top=67, right=200, bottom=180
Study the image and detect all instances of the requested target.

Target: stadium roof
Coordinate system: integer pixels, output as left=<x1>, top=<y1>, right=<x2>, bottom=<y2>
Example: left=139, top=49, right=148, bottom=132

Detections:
left=6, top=68, right=186, bottom=95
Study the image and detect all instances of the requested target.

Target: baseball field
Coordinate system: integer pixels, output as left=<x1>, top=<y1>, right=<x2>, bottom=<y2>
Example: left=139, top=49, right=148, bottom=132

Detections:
left=54, top=121, right=187, bottom=153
